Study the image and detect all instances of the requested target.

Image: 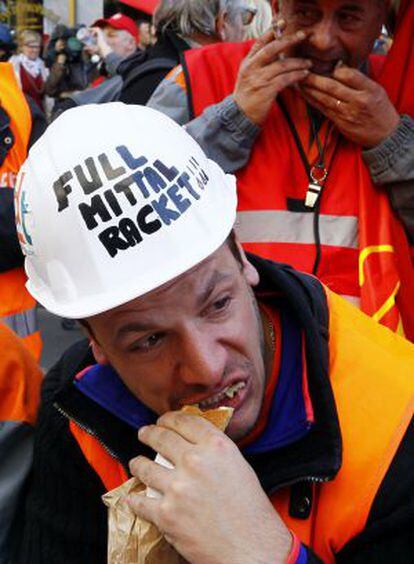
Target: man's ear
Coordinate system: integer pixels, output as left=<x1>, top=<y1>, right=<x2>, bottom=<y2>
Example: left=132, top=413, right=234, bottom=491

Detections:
left=236, top=237, right=260, bottom=287
left=215, top=10, right=228, bottom=41
left=90, top=337, right=109, bottom=365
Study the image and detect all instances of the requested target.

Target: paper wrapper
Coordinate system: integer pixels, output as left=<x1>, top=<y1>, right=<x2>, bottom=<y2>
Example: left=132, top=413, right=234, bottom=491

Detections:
left=102, top=406, right=233, bottom=564
left=103, top=477, right=186, bottom=563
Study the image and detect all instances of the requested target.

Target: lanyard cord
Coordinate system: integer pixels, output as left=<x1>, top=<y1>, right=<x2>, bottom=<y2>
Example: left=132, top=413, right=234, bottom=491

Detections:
left=311, top=139, right=341, bottom=274
left=278, top=96, right=341, bottom=275
left=278, top=96, right=335, bottom=180
left=278, top=96, right=311, bottom=175
left=308, top=105, right=334, bottom=170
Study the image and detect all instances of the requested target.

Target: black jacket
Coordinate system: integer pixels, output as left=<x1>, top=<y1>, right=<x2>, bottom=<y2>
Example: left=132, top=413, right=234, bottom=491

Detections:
left=118, top=31, right=191, bottom=106
left=14, top=257, right=414, bottom=563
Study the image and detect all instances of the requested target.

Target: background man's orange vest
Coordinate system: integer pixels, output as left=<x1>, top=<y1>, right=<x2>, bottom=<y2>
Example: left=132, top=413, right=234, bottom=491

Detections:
left=0, top=63, right=41, bottom=361
left=181, top=37, right=414, bottom=341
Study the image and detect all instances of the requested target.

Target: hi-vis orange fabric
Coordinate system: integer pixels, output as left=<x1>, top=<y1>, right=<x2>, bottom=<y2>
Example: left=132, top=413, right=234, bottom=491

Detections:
left=0, top=322, right=42, bottom=426
left=69, top=421, right=129, bottom=492
left=182, top=23, right=414, bottom=340
left=0, top=63, right=41, bottom=360
left=0, top=64, right=31, bottom=181
left=380, top=0, right=413, bottom=115
left=68, top=291, right=414, bottom=561
left=271, top=290, right=414, bottom=562
left=372, top=0, right=414, bottom=340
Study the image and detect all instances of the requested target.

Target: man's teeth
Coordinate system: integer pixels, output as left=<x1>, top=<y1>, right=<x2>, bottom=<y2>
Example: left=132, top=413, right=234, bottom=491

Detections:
left=198, top=382, right=246, bottom=409
left=225, top=382, right=245, bottom=399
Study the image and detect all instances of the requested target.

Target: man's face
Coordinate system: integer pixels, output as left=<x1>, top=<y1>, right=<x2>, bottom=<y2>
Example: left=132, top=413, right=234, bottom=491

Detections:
left=221, top=3, right=254, bottom=43
left=138, top=22, right=152, bottom=47
left=104, top=26, right=134, bottom=57
left=277, top=0, right=386, bottom=75
left=88, top=243, right=268, bottom=442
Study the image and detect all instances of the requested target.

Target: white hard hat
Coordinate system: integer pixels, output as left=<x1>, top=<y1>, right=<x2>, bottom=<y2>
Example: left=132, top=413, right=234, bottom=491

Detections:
left=15, top=103, right=237, bottom=319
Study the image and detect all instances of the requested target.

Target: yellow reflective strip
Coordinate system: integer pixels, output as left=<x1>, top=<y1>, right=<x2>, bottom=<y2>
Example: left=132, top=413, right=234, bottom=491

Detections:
left=372, top=282, right=400, bottom=323
left=397, top=318, right=405, bottom=337
left=359, top=245, right=395, bottom=287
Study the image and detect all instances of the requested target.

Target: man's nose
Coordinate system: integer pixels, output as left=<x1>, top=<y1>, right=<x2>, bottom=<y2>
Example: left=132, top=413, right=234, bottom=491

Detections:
left=176, top=328, right=226, bottom=388
left=308, top=19, right=339, bottom=52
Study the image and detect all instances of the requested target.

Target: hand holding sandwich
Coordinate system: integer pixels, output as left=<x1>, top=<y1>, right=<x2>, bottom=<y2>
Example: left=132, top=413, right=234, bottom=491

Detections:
left=128, top=410, right=292, bottom=564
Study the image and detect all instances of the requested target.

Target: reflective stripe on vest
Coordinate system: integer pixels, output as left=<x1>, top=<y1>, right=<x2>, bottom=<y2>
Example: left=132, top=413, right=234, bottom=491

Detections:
left=235, top=210, right=358, bottom=249
left=2, top=306, right=38, bottom=339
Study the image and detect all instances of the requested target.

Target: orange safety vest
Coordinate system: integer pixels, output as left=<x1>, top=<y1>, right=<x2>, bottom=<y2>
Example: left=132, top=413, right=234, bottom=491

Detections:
left=68, top=290, right=414, bottom=562
left=0, top=62, right=42, bottom=361
left=181, top=42, right=414, bottom=341
left=0, top=321, right=42, bottom=426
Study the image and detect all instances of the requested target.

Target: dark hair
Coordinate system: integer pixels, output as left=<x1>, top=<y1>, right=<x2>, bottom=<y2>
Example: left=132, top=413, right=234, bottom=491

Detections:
left=226, top=229, right=244, bottom=267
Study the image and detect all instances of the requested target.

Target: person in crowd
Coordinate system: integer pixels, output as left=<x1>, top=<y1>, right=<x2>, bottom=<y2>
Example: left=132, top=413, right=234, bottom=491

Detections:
left=0, top=322, right=42, bottom=563
left=245, top=0, right=272, bottom=39
left=0, top=24, right=16, bottom=62
left=0, top=58, right=45, bottom=361
left=147, top=0, right=414, bottom=341
left=9, top=30, right=49, bottom=112
left=13, top=103, right=414, bottom=564
left=44, top=24, right=72, bottom=68
left=44, top=30, right=93, bottom=113
left=52, top=0, right=255, bottom=118
left=137, top=19, right=154, bottom=51
left=87, top=13, right=139, bottom=80
left=119, top=0, right=258, bottom=106
left=50, top=13, right=139, bottom=120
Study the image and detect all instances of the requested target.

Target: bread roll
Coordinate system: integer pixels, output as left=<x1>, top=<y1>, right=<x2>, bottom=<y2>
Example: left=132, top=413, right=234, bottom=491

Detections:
left=181, top=405, right=234, bottom=431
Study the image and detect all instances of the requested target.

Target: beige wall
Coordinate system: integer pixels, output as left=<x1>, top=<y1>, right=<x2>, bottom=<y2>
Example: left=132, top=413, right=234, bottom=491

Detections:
left=43, top=0, right=104, bottom=34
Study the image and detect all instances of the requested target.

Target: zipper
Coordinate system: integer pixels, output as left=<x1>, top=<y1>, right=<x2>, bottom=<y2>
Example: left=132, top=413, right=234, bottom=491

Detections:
left=268, top=473, right=333, bottom=497
left=54, top=401, right=130, bottom=475
left=55, top=402, right=336, bottom=493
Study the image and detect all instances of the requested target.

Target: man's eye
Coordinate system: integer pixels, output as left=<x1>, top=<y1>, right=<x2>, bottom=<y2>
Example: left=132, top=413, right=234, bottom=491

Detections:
left=130, top=333, right=164, bottom=353
left=211, top=296, right=232, bottom=313
left=338, top=13, right=361, bottom=27
left=295, top=8, right=320, bottom=25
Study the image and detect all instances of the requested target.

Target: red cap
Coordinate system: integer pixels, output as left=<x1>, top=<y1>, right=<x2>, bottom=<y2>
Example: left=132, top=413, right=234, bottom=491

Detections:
left=92, top=13, right=138, bottom=41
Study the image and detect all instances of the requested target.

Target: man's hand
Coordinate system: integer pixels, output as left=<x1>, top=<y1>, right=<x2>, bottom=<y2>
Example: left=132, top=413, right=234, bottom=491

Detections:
left=301, top=67, right=400, bottom=148
left=128, top=411, right=292, bottom=564
left=85, top=27, right=112, bottom=59
left=56, top=53, right=67, bottom=65
left=54, top=38, right=66, bottom=52
left=234, top=29, right=312, bottom=126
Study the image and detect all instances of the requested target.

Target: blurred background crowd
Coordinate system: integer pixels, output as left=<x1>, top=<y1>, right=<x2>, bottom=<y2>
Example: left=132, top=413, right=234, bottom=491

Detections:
left=0, top=0, right=276, bottom=123
left=0, top=0, right=395, bottom=124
